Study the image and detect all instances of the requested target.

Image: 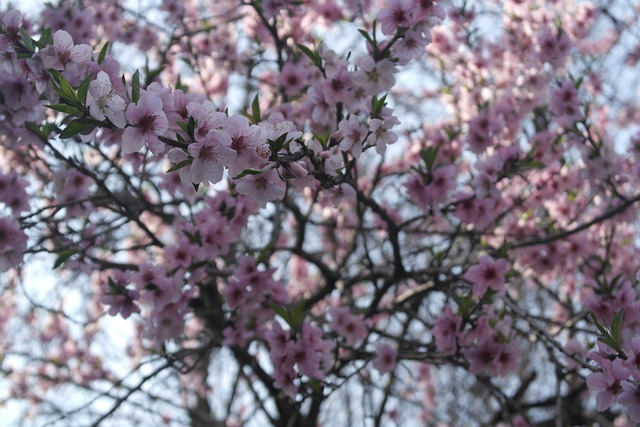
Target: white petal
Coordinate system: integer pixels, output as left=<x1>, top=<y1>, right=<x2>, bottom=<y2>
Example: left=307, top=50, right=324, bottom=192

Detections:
left=53, top=30, right=73, bottom=51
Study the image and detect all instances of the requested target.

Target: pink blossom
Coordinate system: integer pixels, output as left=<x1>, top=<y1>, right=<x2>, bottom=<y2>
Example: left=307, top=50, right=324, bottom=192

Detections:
left=586, top=358, right=631, bottom=411
left=377, top=0, right=415, bottom=35
left=88, top=71, right=126, bottom=128
left=464, top=255, right=510, bottom=297
left=372, top=342, right=397, bottom=375
left=369, top=115, right=400, bottom=155
left=393, top=29, right=429, bottom=65
left=186, top=100, right=227, bottom=141
left=337, top=115, right=367, bottom=157
left=279, top=62, right=308, bottom=97
left=323, top=65, right=354, bottom=105
left=464, top=338, right=501, bottom=375
left=100, top=271, right=140, bottom=319
left=0, top=217, right=27, bottom=272
left=235, top=169, right=285, bottom=206
left=549, top=81, right=583, bottom=127
left=226, top=114, right=263, bottom=177
left=188, top=129, right=234, bottom=185
left=330, top=307, right=367, bottom=346
left=2, top=9, right=22, bottom=35
left=537, top=27, right=572, bottom=66
left=41, top=30, right=92, bottom=80
left=618, top=381, right=640, bottom=423
left=0, top=172, right=29, bottom=215
left=432, top=305, right=461, bottom=354
left=122, top=92, right=169, bottom=154
left=352, top=56, right=396, bottom=95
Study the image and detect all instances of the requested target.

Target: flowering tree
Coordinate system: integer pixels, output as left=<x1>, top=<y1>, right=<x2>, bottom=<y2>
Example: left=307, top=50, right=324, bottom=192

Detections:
left=2, top=0, right=640, bottom=425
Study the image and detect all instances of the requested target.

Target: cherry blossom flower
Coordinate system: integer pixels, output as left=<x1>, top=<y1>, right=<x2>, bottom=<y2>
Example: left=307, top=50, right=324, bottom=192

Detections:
left=337, top=115, right=367, bottom=157
left=0, top=217, right=27, bottom=272
left=100, top=271, right=140, bottom=319
left=235, top=169, right=285, bottom=206
left=352, top=56, right=396, bottom=95
left=122, top=92, right=169, bottom=155
left=2, top=9, right=22, bottom=35
left=372, top=342, right=397, bottom=375
left=226, top=114, right=263, bottom=176
left=41, top=30, right=92, bottom=78
left=369, top=115, right=400, bottom=155
left=330, top=306, right=367, bottom=346
left=549, top=81, right=583, bottom=127
left=279, top=62, right=309, bottom=97
left=464, top=254, right=510, bottom=297
left=188, top=129, right=234, bottom=185
left=618, top=380, right=640, bottom=423
left=587, top=358, right=630, bottom=411
left=0, top=172, right=29, bottom=215
left=186, top=100, right=227, bottom=140
left=377, top=0, right=414, bottom=35
left=87, top=71, right=126, bottom=128
left=432, top=305, right=461, bottom=354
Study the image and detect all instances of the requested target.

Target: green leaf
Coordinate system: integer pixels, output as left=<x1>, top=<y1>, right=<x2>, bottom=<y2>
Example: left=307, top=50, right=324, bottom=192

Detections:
left=37, top=28, right=53, bottom=49
left=131, top=69, right=141, bottom=104
left=296, top=43, right=321, bottom=68
left=167, top=158, right=192, bottom=173
left=145, top=65, right=165, bottom=84
left=268, top=133, right=288, bottom=154
left=121, top=74, right=129, bottom=101
left=45, top=104, right=79, bottom=115
left=288, top=301, right=307, bottom=330
left=58, top=120, right=84, bottom=139
left=53, top=249, right=76, bottom=269
left=590, top=313, right=610, bottom=338
left=249, top=94, right=261, bottom=123
left=420, top=145, right=441, bottom=171
left=271, top=305, right=291, bottom=324
left=611, top=309, right=625, bottom=345
left=233, top=165, right=274, bottom=179
left=19, top=27, right=36, bottom=52
left=358, top=28, right=373, bottom=44
left=77, top=75, right=92, bottom=105
left=187, top=116, right=197, bottom=140
left=371, top=94, right=388, bottom=118
left=48, top=69, right=79, bottom=104
left=97, top=41, right=109, bottom=65
left=176, top=120, right=189, bottom=135
left=519, top=160, right=545, bottom=171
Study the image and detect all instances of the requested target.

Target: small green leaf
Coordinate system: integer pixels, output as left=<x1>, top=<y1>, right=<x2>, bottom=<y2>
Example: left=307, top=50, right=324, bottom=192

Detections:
left=358, top=28, right=373, bottom=44
left=121, top=74, right=129, bottom=101
left=45, top=104, right=79, bottom=114
left=37, top=28, right=53, bottom=49
left=271, top=305, right=291, bottom=324
left=58, top=120, right=84, bottom=139
left=77, top=75, right=92, bottom=105
left=296, top=43, right=320, bottom=68
left=131, top=69, right=141, bottom=104
left=167, top=158, right=192, bottom=173
left=19, top=27, right=36, bottom=52
left=233, top=165, right=274, bottom=179
left=97, top=42, right=109, bottom=65
left=519, top=159, right=545, bottom=170
left=288, top=301, right=307, bottom=330
left=187, top=116, right=197, bottom=140
left=176, top=120, right=189, bottom=135
left=611, top=309, right=625, bottom=345
left=250, top=94, right=261, bottom=123
left=53, top=249, right=76, bottom=269
left=420, top=145, right=441, bottom=171
left=371, top=94, right=388, bottom=118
